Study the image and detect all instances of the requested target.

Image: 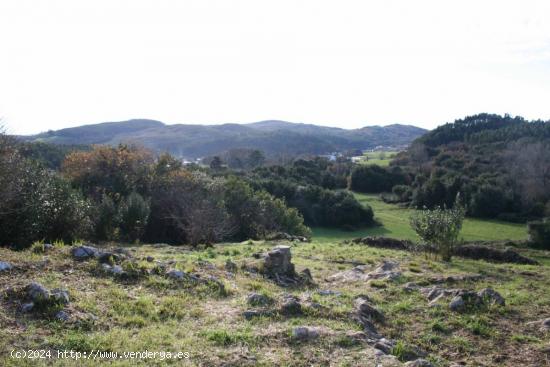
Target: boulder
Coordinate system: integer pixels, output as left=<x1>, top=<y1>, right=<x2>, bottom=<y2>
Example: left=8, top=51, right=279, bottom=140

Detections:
left=247, top=293, right=272, bottom=307
left=55, top=310, right=70, bottom=322
left=292, top=326, right=320, bottom=341
left=71, top=245, right=100, bottom=260
left=327, top=261, right=401, bottom=283
left=373, top=338, right=395, bottom=354
left=449, top=296, right=466, bottom=311
left=50, top=289, right=70, bottom=305
left=404, top=358, right=434, bottom=367
left=0, top=261, right=13, bottom=272
left=317, top=289, right=342, bottom=296
left=26, top=282, right=50, bottom=303
left=477, top=288, right=505, bottom=306
left=263, top=246, right=295, bottom=277
left=21, top=302, right=34, bottom=313
left=166, top=270, right=186, bottom=280
left=542, top=318, right=550, bottom=331
left=355, top=297, right=384, bottom=322
left=280, top=295, right=302, bottom=316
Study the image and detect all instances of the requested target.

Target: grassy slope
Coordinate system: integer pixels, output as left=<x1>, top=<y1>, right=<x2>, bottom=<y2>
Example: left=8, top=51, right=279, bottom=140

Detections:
left=313, top=193, right=528, bottom=243
left=0, top=239, right=549, bottom=367
left=358, top=151, right=398, bottom=167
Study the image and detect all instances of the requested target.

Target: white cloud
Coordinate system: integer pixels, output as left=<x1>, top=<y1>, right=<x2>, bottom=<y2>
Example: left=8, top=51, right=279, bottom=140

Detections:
left=1, top=0, right=550, bottom=134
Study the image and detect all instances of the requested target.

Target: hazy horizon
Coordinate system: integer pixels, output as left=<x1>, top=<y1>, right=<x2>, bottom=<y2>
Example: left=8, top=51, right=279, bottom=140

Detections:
left=2, top=0, right=550, bottom=135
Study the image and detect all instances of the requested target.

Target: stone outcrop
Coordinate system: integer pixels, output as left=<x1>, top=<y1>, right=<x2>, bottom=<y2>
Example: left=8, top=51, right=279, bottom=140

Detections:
left=327, top=261, right=401, bottom=283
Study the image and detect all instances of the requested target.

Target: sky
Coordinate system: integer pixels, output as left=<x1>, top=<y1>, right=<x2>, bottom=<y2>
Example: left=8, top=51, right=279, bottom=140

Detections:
left=1, top=0, right=550, bottom=135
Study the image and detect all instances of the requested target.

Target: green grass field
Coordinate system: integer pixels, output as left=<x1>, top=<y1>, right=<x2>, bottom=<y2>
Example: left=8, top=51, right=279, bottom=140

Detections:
left=358, top=151, right=398, bottom=166
left=313, top=193, right=528, bottom=243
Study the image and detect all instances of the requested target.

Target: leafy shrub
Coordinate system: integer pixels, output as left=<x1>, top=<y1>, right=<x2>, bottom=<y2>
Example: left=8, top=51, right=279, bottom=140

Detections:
left=527, top=219, right=550, bottom=248
left=410, top=195, right=466, bottom=261
left=118, top=192, right=150, bottom=242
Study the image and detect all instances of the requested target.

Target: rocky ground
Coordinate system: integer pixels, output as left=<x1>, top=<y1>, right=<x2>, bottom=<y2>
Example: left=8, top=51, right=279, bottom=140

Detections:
left=0, top=238, right=549, bottom=366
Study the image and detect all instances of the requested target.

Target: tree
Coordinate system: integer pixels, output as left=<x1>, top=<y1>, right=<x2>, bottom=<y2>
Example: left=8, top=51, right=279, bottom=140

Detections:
left=209, top=156, right=223, bottom=171
left=410, top=195, right=466, bottom=261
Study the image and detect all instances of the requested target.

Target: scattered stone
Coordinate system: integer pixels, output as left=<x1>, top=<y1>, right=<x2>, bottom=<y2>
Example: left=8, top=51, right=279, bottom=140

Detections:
left=247, top=293, right=272, bottom=307
left=21, top=302, right=34, bottom=313
left=427, top=274, right=483, bottom=284
left=98, top=252, right=125, bottom=264
left=225, top=259, right=237, bottom=273
left=280, top=295, right=302, bottom=316
left=43, top=243, right=54, bottom=251
left=526, top=317, right=550, bottom=332
left=299, top=268, right=313, bottom=284
left=449, top=296, right=466, bottom=311
left=71, top=245, right=100, bottom=260
left=355, top=297, right=384, bottom=322
left=0, top=261, right=13, bottom=272
left=374, top=338, right=395, bottom=354
left=101, top=263, right=124, bottom=276
left=146, top=256, right=155, bottom=262
left=477, top=288, right=505, bottom=306
left=327, top=261, right=401, bottom=283
left=26, top=282, right=50, bottom=303
left=55, top=310, right=70, bottom=322
left=166, top=270, right=186, bottom=280
left=404, top=359, right=434, bottom=367
left=292, top=326, right=320, bottom=341
left=50, top=289, right=70, bottom=305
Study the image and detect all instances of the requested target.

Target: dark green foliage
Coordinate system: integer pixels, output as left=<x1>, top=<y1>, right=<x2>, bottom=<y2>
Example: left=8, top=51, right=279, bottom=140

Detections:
left=0, top=143, right=91, bottom=247
left=349, top=165, right=408, bottom=193
left=93, top=194, right=119, bottom=241
left=119, top=192, right=150, bottom=242
left=395, top=114, right=550, bottom=221
left=528, top=219, right=550, bottom=248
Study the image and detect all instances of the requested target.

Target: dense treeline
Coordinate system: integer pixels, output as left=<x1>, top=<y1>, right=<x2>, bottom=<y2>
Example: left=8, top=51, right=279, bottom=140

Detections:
left=244, top=158, right=375, bottom=228
left=387, top=114, right=550, bottom=221
left=0, top=136, right=311, bottom=248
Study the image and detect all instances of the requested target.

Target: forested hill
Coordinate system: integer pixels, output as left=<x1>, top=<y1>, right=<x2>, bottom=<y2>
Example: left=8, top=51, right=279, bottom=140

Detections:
left=21, top=119, right=426, bottom=158
left=391, top=113, right=550, bottom=221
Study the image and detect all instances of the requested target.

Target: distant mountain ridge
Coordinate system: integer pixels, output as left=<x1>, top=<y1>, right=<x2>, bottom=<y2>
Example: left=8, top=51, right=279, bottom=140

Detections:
left=23, top=119, right=427, bottom=158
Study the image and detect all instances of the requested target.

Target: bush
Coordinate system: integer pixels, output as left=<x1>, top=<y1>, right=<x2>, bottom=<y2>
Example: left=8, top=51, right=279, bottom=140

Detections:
left=93, top=194, right=119, bottom=241
left=350, top=165, right=407, bottom=193
left=410, top=195, right=466, bottom=261
left=119, top=192, right=150, bottom=242
left=527, top=219, right=550, bottom=248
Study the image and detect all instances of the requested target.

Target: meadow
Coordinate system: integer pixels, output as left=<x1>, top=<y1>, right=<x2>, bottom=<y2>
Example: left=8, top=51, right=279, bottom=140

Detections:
left=358, top=151, right=398, bottom=167
left=313, top=193, right=528, bottom=244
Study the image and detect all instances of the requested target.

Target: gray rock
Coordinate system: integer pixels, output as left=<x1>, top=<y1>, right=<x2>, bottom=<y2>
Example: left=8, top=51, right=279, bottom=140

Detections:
left=374, top=338, right=395, bottom=354
left=101, top=263, right=124, bottom=275
left=225, top=259, right=237, bottom=272
left=146, top=256, right=155, bottom=262
left=299, top=268, right=314, bottom=283
left=449, top=296, right=465, bottom=311
left=50, top=289, right=70, bottom=305
left=542, top=318, right=550, bottom=331
left=26, top=282, right=50, bottom=303
left=355, top=297, right=384, bottom=322
left=247, top=293, right=272, bottom=307
left=43, top=243, right=54, bottom=251
left=71, top=245, right=99, bottom=260
left=477, top=287, right=505, bottom=306
left=55, top=310, right=70, bottom=322
left=327, top=260, right=401, bottom=283
left=0, top=261, right=13, bottom=272
left=404, top=359, right=435, bottom=367
left=292, top=326, right=320, bottom=341
left=98, top=252, right=124, bottom=264
left=21, top=302, right=34, bottom=313
left=263, top=246, right=295, bottom=276
left=280, top=295, right=302, bottom=316
left=166, top=270, right=185, bottom=280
